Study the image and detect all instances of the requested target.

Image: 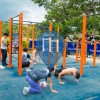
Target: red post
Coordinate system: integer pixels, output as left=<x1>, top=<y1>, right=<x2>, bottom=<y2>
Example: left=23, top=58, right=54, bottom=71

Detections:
left=93, top=41, right=96, bottom=67
left=0, top=20, right=2, bottom=60
left=8, top=18, right=13, bottom=68
left=62, top=39, right=66, bottom=68
left=80, top=13, right=87, bottom=76
left=18, top=12, right=23, bottom=76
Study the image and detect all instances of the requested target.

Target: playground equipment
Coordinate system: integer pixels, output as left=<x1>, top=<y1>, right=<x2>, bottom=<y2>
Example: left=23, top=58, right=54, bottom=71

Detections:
left=8, top=13, right=36, bottom=75
left=0, top=12, right=64, bottom=75
left=0, top=12, right=100, bottom=77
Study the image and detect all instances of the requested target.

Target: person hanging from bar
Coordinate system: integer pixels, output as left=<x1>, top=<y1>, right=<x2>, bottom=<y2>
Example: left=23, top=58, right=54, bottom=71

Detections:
left=54, top=65, right=80, bottom=84
left=1, top=33, right=8, bottom=66
left=22, top=48, right=33, bottom=72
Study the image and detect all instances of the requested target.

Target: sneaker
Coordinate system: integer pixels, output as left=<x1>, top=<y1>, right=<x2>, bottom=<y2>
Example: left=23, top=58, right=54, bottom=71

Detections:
left=23, top=87, right=29, bottom=96
left=0, top=65, right=5, bottom=69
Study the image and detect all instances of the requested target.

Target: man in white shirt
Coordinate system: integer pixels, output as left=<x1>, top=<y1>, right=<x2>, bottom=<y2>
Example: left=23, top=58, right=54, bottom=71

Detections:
left=1, top=33, right=8, bottom=66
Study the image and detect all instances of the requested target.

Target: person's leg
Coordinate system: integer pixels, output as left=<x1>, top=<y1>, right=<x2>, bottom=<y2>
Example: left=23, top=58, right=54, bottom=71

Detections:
left=1, top=49, right=5, bottom=65
left=29, top=85, right=42, bottom=93
left=4, top=49, right=7, bottom=64
left=26, top=75, right=42, bottom=93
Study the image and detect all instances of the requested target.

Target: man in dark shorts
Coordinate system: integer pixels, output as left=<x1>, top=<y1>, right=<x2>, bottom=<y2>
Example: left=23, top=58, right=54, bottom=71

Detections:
left=54, top=65, right=80, bottom=84
left=23, top=67, right=58, bottom=95
left=1, top=33, right=8, bottom=66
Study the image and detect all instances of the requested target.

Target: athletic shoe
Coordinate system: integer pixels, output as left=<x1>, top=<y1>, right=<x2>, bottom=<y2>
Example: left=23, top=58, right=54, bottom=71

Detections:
left=0, top=65, right=5, bottom=69
left=23, top=87, right=29, bottom=96
left=25, top=68, right=31, bottom=72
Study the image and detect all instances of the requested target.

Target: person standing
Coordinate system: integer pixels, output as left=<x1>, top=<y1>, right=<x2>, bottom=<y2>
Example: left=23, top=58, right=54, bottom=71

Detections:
left=1, top=33, right=8, bottom=66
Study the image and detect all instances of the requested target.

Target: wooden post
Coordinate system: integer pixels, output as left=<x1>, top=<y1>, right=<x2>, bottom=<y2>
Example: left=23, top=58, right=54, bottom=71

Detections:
left=8, top=18, right=13, bottom=68
left=76, top=41, right=78, bottom=63
left=80, top=13, right=87, bottom=76
left=32, top=24, right=35, bottom=51
left=62, top=39, right=66, bottom=68
left=93, top=41, right=96, bottom=67
left=18, top=12, right=23, bottom=76
left=0, top=20, right=2, bottom=60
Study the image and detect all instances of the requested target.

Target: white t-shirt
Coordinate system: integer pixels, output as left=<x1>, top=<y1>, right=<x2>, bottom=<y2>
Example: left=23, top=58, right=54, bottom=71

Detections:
left=1, top=37, right=7, bottom=49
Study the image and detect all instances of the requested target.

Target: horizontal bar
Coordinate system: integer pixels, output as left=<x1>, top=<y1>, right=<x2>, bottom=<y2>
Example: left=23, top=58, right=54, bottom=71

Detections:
left=12, top=15, right=19, bottom=19
left=13, top=20, right=40, bottom=24
left=12, top=56, right=18, bottom=59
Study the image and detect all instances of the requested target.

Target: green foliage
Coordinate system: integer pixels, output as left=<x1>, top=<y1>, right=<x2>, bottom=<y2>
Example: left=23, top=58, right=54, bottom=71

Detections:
left=3, top=23, right=9, bottom=33
left=94, top=35, right=100, bottom=41
left=6, top=38, right=9, bottom=45
left=22, top=40, right=27, bottom=48
left=32, top=0, right=100, bottom=37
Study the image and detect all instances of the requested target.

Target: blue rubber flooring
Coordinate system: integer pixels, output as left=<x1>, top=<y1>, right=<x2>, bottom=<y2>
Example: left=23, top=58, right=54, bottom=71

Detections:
left=0, top=56, right=100, bottom=100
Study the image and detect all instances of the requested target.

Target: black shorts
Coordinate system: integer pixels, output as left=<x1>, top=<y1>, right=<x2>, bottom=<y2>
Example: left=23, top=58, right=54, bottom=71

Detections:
left=22, top=61, right=30, bottom=68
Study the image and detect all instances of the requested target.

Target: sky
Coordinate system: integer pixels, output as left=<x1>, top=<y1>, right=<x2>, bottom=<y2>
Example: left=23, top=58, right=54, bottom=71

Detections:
left=0, top=0, right=46, bottom=22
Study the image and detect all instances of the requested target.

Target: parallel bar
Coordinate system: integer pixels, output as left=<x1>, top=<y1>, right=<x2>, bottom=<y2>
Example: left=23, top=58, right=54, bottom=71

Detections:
left=42, top=37, right=44, bottom=52
left=80, top=13, right=87, bottom=76
left=93, top=41, right=96, bottom=67
left=18, top=12, right=23, bottom=76
left=55, top=39, right=59, bottom=67
left=8, top=18, right=13, bottom=68
left=49, top=37, right=51, bottom=52
left=0, top=20, right=2, bottom=60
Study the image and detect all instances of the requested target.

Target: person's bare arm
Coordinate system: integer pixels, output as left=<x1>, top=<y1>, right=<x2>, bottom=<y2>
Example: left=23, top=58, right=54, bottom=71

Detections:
left=58, top=72, right=65, bottom=84
left=48, top=77, right=58, bottom=93
left=73, top=70, right=78, bottom=82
